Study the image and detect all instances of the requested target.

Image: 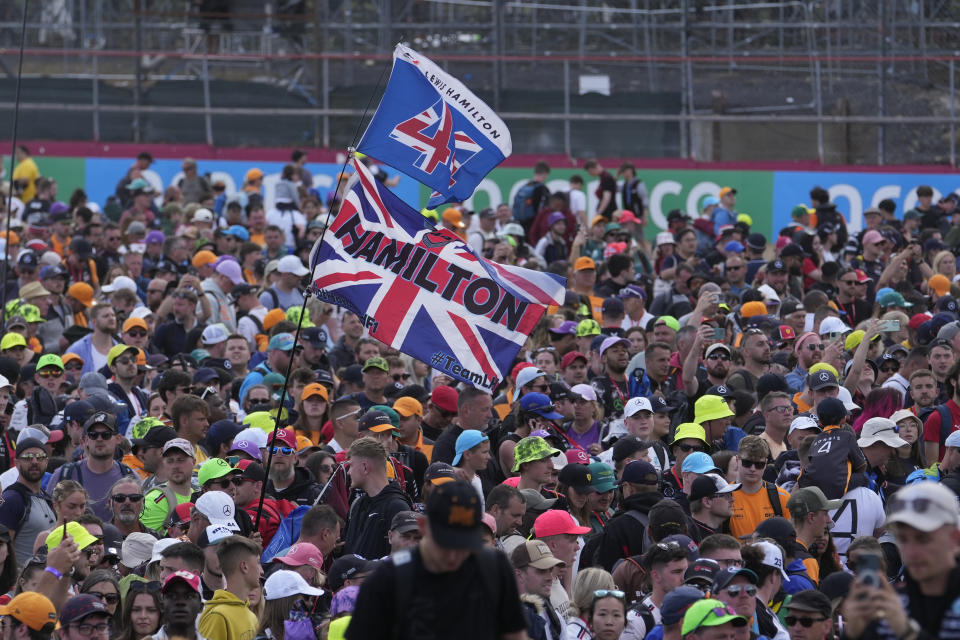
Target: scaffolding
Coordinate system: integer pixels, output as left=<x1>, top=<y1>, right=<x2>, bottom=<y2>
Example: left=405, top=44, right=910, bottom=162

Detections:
left=0, top=0, right=958, bottom=165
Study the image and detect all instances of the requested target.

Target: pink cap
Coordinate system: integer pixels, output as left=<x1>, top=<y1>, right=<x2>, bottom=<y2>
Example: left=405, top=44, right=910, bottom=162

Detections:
left=794, top=331, right=819, bottom=355
left=533, top=510, right=591, bottom=538
left=775, top=237, right=791, bottom=250
left=565, top=449, right=590, bottom=465
left=862, top=230, right=884, bottom=246
left=481, top=512, right=497, bottom=536
left=162, top=570, right=201, bottom=594
left=276, top=542, right=324, bottom=571
left=268, top=428, right=297, bottom=448
left=501, top=476, right=521, bottom=487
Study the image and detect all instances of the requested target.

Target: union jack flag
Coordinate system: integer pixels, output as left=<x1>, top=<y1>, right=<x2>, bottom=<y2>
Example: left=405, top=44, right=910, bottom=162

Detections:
left=358, top=43, right=512, bottom=208
left=310, top=158, right=565, bottom=390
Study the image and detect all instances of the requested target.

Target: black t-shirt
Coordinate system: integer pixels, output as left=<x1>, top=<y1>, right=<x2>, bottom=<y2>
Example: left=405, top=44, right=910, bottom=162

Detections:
left=596, top=171, right=618, bottom=218
left=345, top=546, right=526, bottom=640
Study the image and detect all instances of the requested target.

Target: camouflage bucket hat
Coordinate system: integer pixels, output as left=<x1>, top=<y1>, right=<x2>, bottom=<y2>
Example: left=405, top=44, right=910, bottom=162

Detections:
left=512, top=436, right=561, bottom=472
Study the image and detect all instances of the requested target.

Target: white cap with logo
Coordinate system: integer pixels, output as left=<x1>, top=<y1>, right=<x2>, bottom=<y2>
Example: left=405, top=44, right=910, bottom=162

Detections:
left=886, top=482, right=960, bottom=532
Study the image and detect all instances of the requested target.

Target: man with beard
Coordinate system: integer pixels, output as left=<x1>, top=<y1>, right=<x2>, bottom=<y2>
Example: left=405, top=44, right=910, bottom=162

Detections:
left=727, top=328, right=771, bottom=393
left=46, top=412, right=133, bottom=521
left=156, top=570, right=206, bottom=640
left=786, top=488, right=840, bottom=585
left=350, top=357, right=390, bottom=412
left=107, top=344, right=149, bottom=422
left=264, top=429, right=323, bottom=506
left=682, top=326, right=731, bottom=401
left=141, top=438, right=198, bottom=532
left=107, top=475, right=155, bottom=537
left=65, top=304, right=119, bottom=375
left=911, top=369, right=940, bottom=422
left=591, top=336, right=631, bottom=422
left=761, top=259, right=790, bottom=300
left=785, top=333, right=825, bottom=393
left=0, top=437, right=56, bottom=565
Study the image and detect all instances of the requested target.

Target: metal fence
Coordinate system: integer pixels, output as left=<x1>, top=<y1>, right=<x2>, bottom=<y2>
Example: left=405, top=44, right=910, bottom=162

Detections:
left=0, top=0, right=958, bottom=165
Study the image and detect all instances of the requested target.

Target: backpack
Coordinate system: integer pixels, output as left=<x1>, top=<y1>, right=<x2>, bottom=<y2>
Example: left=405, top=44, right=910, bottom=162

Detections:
left=583, top=509, right=651, bottom=571
left=932, top=404, right=955, bottom=452
left=5, top=482, right=52, bottom=528
left=59, top=460, right=135, bottom=485
left=626, top=599, right=658, bottom=640
left=512, top=182, right=540, bottom=223
left=764, top=482, right=783, bottom=517
left=260, top=504, right=311, bottom=563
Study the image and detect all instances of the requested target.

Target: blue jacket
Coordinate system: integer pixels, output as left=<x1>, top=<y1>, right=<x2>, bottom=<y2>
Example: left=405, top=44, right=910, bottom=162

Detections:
left=782, top=559, right=816, bottom=594
left=65, top=335, right=117, bottom=375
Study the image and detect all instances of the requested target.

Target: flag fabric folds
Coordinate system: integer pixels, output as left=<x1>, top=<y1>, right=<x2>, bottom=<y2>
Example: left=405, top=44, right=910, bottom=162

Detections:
left=310, top=159, right=565, bottom=391
left=357, top=43, right=513, bottom=208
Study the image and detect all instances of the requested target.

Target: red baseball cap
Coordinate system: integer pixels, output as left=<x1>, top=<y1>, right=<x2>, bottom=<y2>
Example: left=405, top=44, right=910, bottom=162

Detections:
left=565, top=449, right=590, bottom=465
left=275, top=542, right=324, bottom=571
left=909, top=313, right=932, bottom=330
left=560, top=351, right=588, bottom=369
left=431, top=385, right=459, bottom=414
left=267, top=428, right=297, bottom=448
left=162, top=570, right=201, bottom=595
left=855, top=269, right=872, bottom=284
left=533, top=510, right=591, bottom=537
left=511, top=361, right=536, bottom=381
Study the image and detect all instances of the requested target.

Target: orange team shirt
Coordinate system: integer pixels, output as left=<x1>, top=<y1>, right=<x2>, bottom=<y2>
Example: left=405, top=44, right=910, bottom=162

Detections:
left=250, top=232, right=266, bottom=247
left=729, top=483, right=791, bottom=539
left=796, top=540, right=821, bottom=584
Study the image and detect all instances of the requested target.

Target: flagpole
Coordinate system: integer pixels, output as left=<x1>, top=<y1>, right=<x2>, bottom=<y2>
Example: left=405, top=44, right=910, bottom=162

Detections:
left=254, top=47, right=397, bottom=532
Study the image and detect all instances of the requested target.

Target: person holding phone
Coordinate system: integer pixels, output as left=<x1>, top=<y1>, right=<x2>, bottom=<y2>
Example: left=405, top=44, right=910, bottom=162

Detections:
left=841, top=482, right=960, bottom=640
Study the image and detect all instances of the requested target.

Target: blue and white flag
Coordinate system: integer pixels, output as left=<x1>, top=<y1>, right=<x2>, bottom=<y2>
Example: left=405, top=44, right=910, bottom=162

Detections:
left=358, top=44, right=512, bottom=208
left=311, top=158, right=564, bottom=391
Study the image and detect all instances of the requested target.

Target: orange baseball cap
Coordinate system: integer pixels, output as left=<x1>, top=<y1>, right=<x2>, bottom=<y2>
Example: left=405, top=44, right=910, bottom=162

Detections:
left=393, top=396, right=423, bottom=418
left=442, top=208, right=465, bottom=229
left=192, top=251, right=217, bottom=268
left=0, top=230, right=19, bottom=245
left=123, top=317, right=148, bottom=333
left=574, top=257, right=596, bottom=272
left=245, top=168, right=264, bottom=183
left=67, top=282, right=94, bottom=308
left=740, top=301, right=768, bottom=318
left=301, top=382, right=329, bottom=403
left=930, top=274, right=951, bottom=296
left=61, top=353, right=84, bottom=367
left=263, top=308, right=286, bottom=331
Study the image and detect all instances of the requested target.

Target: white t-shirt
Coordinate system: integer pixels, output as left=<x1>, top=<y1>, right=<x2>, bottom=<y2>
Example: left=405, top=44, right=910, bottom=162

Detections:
left=830, top=486, right=886, bottom=564
left=622, top=596, right=661, bottom=640
left=568, top=189, right=587, bottom=220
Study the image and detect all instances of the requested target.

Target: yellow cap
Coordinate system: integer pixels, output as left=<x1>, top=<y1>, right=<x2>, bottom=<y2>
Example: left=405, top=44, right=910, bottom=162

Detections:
left=808, top=362, right=839, bottom=378
left=693, top=395, right=735, bottom=424
left=107, top=344, right=138, bottom=367
left=0, top=333, right=26, bottom=350
left=45, top=521, right=98, bottom=551
left=671, top=422, right=709, bottom=446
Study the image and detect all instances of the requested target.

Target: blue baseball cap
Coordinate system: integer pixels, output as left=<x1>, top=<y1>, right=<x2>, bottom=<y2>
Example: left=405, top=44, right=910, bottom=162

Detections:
left=225, top=225, right=250, bottom=241
left=452, top=430, right=489, bottom=466
left=724, top=241, right=745, bottom=253
left=681, top=451, right=718, bottom=474
left=519, top=392, right=564, bottom=421
left=702, top=196, right=721, bottom=207
left=268, top=333, right=296, bottom=352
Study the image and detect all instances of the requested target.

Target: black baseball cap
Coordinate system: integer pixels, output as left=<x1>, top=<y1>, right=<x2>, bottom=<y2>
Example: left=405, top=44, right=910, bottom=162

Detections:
left=425, top=480, right=483, bottom=550
left=684, top=557, right=721, bottom=587
left=807, top=370, right=839, bottom=391
left=713, top=566, right=759, bottom=591
left=302, top=327, right=329, bottom=348
left=766, top=259, right=787, bottom=273
left=327, top=555, right=374, bottom=592
left=231, top=283, right=256, bottom=298
left=133, top=425, right=177, bottom=449
left=237, top=460, right=266, bottom=483
left=751, top=516, right=797, bottom=548
left=63, top=400, right=95, bottom=425
left=557, top=464, right=597, bottom=493
left=621, top=460, right=659, bottom=485
left=83, top=411, right=117, bottom=433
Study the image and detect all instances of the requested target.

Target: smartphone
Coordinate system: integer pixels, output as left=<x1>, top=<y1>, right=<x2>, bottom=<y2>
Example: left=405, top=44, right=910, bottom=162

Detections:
left=879, top=319, right=901, bottom=332
left=712, top=327, right=726, bottom=340
left=854, top=553, right=883, bottom=588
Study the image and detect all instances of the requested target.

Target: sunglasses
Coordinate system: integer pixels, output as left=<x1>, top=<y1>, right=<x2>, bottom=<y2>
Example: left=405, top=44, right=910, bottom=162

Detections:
left=677, top=443, right=705, bottom=453
left=88, top=591, right=120, bottom=605
left=37, top=369, right=63, bottom=378
left=206, top=477, right=243, bottom=490
left=768, top=405, right=793, bottom=414
left=739, top=459, right=766, bottom=469
left=839, top=278, right=858, bottom=284
left=530, top=384, right=550, bottom=392
left=114, top=356, right=135, bottom=366
left=111, top=493, right=143, bottom=503
left=18, top=452, right=47, bottom=461
left=392, top=373, right=410, bottom=382
left=721, top=584, right=757, bottom=598
left=593, top=589, right=625, bottom=600
left=127, top=330, right=148, bottom=338
left=168, top=519, right=190, bottom=531
left=805, top=344, right=825, bottom=351
left=271, top=446, right=296, bottom=456
left=889, top=497, right=938, bottom=515
left=786, top=616, right=827, bottom=628
left=706, top=353, right=730, bottom=361
left=129, top=581, right=162, bottom=594
left=86, top=431, right=114, bottom=440
left=65, top=363, right=84, bottom=370
left=880, top=366, right=898, bottom=373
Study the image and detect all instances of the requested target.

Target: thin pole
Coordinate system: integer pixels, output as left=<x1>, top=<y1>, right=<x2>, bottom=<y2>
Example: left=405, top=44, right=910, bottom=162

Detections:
left=254, top=48, right=395, bottom=531
left=1, top=1, right=29, bottom=325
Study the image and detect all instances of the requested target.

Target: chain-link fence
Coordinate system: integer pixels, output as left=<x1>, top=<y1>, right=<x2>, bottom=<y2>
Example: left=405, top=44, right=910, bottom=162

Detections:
left=0, top=0, right=957, bottom=164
